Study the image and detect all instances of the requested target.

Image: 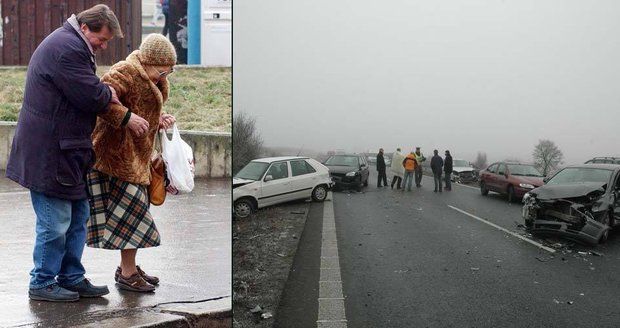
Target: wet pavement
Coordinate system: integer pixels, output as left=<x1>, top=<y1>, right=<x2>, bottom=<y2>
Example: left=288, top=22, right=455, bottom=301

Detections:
left=0, top=173, right=231, bottom=327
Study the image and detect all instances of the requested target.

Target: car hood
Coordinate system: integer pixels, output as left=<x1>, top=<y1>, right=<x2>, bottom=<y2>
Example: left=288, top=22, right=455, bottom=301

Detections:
left=325, top=165, right=358, bottom=174
left=452, top=166, right=474, bottom=173
left=530, top=182, right=606, bottom=200
left=233, top=178, right=257, bottom=188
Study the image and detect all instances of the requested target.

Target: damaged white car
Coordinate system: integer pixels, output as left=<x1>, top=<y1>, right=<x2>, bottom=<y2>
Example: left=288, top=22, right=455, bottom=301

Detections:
left=522, top=164, right=620, bottom=245
left=233, top=156, right=333, bottom=218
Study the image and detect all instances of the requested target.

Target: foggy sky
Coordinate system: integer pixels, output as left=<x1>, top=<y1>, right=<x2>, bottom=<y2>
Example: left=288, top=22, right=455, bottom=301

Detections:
left=233, top=0, right=620, bottom=165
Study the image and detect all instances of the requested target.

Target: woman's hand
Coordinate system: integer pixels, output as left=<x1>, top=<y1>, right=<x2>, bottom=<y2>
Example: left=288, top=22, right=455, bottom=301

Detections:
left=159, top=113, right=176, bottom=130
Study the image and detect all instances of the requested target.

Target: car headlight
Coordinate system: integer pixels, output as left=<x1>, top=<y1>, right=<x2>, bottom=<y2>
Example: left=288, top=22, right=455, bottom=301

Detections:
left=519, top=183, right=535, bottom=189
left=346, top=171, right=358, bottom=177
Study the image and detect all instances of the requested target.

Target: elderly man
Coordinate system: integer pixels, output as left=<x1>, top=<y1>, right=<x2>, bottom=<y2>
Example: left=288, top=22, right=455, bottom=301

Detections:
left=6, top=4, right=149, bottom=302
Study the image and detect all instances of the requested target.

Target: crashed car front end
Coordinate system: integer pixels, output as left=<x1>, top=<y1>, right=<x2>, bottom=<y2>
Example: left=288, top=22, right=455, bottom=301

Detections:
left=522, top=188, right=609, bottom=245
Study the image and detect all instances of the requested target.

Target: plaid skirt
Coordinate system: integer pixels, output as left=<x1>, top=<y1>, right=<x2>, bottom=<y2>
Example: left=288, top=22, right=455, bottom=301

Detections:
left=86, top=170, right=161, bottom=249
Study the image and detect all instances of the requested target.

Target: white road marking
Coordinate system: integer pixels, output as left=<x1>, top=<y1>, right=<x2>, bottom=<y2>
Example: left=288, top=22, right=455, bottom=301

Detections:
left=448, top=205, right=556, bottom=254
left=317, top=192, right=348, bottom=327
left=0, top=191, right=29, bottom=195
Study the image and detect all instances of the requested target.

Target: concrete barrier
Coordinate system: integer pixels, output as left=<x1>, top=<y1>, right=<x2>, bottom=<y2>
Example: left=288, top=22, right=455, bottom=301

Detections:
left=0, top=122, right=231, bottom=178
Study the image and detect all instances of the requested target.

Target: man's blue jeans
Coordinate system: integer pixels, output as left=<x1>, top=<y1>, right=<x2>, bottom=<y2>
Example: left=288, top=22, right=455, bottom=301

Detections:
left=29, top=191, right=89, bottom=289
left=403, top=171, right=414, bottom=191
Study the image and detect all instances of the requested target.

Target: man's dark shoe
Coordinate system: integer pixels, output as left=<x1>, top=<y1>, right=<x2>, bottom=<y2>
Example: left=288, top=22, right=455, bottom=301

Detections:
left=136, top=265, right=160, bottom=285
left=116, top=272, right=155, bottom=292
left=64, top=278, right=109, bottom=298
left=29, top=283, right=79, bottom=302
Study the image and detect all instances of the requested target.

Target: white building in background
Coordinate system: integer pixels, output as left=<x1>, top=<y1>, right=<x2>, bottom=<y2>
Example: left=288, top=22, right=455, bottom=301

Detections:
left=201, top=0, right=231, bottom=67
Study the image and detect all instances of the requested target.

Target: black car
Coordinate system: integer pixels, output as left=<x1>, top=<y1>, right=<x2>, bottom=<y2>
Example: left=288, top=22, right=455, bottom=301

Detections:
left=324, top=154, right=370, bottom=191
left=522, top=164, right=620, bottom=245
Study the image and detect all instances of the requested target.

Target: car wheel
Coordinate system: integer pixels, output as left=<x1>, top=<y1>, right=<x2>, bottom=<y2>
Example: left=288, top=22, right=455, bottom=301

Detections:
left=507, top=185, right=516, bottom=203
left=312, top=185, right=328, bottom=202
left=234, top=199, right=254, bottom=218
left=480, top=181, right=489, bottom=196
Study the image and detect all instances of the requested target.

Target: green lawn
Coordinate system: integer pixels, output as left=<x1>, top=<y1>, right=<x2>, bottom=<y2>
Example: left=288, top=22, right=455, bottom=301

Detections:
left=0, top=66, right=231, bottom=132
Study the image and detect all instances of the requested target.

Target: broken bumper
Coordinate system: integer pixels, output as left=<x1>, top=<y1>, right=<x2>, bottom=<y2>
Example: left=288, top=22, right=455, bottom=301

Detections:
left=523, top=201, right=608, bottom=245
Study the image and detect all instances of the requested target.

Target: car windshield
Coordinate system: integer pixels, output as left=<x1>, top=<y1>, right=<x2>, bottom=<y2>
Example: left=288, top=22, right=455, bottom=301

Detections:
left=325, top=155, right=359, bottom=167
left=507, top=164, right=543, bottom=177
left=453, top=160, right=469, bottom=167
left=547, top=167, right=612, bottom=186
left=234, top=162, right=270, bottom=181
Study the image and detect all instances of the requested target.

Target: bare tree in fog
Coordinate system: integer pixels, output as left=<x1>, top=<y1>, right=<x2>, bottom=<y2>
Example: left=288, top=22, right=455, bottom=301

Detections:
left=533, top=139, right=564, bottom=176
left=233, top=112, right=263, bottom=175
left=473, top=152, right=488, bottom=170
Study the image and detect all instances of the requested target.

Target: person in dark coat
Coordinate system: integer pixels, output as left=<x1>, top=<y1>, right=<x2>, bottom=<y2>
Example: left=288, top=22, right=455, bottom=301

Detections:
left=430, top=149, right=444, bottom=192
left=5, top=5, right=148, bottom=302
left=376, top=148, right=387, bottom=187
left=444, top=150, right=453, bottom=191
left=161, top=0, right=170, bottom=37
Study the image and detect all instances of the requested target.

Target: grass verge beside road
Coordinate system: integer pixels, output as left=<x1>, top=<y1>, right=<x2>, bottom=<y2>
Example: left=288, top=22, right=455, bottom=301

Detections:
left=233, top=201, right=310, bottom=327
left=0, top=66, right=231, bottom=132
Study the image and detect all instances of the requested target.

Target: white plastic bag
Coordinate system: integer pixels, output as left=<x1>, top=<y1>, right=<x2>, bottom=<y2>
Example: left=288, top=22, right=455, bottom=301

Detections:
left=161, top=124, right=195, bottom=193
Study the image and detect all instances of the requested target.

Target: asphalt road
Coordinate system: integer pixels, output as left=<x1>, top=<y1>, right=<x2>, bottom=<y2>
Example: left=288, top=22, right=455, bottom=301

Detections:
left=332, top=169, right=620, bottom=327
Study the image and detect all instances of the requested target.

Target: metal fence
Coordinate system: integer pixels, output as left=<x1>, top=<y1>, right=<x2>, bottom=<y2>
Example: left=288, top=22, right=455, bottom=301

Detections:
left=0, top=0, right=141, bottom=66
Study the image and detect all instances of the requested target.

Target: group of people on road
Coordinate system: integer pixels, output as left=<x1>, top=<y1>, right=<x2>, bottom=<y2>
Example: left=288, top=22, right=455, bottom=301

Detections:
left=6, top=4, right=178, bottom=302
left=375, top=147, right=454, bottom=193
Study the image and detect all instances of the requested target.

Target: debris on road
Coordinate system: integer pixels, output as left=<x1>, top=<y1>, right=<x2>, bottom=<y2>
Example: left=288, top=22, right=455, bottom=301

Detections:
left=590, top=251, right=603, bottom=257
left=261, top=312, right=273, bottom=319
left=291, top=210, right=306, bottom=214
left=250, top=305, right=262, bottom=313
left=567, top=301, right=574, bottom=305
left=470, top=267, right=480, bottom=271
left=536, top=256, right=553, bottom=262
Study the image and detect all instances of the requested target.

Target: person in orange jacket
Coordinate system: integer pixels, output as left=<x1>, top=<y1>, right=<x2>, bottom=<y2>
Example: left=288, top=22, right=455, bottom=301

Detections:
left=402, top=151, right=418, bottom=191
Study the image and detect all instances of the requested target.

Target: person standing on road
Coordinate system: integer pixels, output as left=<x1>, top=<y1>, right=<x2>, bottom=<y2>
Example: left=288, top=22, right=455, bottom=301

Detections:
left=414, top=147, right=426, bottom=187
left=390, top=148, right=405, bottom=189
left=376, top=148, right=387, bottom=187
left=444, top=150, right=453, bottom=191
left=5, top=5, right=149, bottom=302
left=430, top=150, right=444, bottom=192
left=86, top=34, right=177, bottom=293
left=402, top=151, right=418, bottom=191
left=161, top=0, right=170, bottom=37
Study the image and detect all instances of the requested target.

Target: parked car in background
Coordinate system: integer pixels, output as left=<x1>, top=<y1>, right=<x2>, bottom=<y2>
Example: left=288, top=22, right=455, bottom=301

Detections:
left=233, top=156, right=333, bottom=218
left=384, top=156, right=392, bottom=167
left=451, top=159, right=478, bottom=183
left=479, top=162, right=545, bottom=202
left=523, top=164, right=620, bottom=244
left=324, top=154, right=369, bottom=192
left=366, top=155, right=377, bottom=165
left=585, top=157, right=620, bottom=165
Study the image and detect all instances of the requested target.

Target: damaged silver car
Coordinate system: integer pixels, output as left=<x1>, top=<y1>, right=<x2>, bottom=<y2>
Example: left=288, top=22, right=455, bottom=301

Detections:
left=522, top=164, right=620, bottom=245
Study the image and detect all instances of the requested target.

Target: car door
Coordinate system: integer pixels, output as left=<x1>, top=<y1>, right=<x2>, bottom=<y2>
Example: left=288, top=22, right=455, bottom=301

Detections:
left=289, top=159, right=318, bottom=199
left=258, top=161, right=292, bottom=207
left=495, top=163, right=509, bottom=193
left=483, top=163, right=498, bottom=191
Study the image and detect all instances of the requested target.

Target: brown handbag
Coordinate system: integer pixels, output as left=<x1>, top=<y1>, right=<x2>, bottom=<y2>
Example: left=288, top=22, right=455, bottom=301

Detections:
left=148, top=153, right=167, bottom=206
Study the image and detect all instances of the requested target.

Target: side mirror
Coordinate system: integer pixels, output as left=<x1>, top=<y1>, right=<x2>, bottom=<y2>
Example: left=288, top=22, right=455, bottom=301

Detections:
left=543, top=177, right=549, bottom=184
left=264, top=175, right=274, bottom=182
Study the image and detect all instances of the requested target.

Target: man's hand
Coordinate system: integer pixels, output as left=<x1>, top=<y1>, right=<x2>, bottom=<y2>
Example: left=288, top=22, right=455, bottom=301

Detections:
left=159, top=113, right=176, bottom=130
left=107, top=84, right=121, bottom=105
left=127, top=113, right=150, bottom=137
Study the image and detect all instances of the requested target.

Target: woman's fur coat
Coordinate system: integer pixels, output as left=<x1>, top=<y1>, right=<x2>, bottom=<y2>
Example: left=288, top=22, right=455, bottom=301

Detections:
left=92, top=50, right=169, bottom=185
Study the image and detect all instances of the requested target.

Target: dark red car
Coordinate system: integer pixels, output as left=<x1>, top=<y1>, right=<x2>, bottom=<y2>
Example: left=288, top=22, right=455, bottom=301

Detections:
left=479, top=162, right=545, bottom=202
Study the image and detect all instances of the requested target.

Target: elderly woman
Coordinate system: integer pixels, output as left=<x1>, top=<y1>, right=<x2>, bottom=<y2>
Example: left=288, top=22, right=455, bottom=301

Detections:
left=86, top=34, right=177, bottom=292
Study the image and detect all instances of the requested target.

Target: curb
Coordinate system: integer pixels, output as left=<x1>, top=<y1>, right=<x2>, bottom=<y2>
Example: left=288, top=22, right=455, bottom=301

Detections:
left=56, top=297, right=232, bottom=328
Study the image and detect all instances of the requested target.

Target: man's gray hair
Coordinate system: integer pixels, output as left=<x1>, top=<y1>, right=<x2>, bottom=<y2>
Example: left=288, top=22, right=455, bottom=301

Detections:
left=77, top=4, right=124, bottom=38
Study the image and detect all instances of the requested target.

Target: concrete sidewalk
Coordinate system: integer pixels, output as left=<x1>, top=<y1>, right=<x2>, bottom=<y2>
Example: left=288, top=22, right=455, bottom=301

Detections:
left=0, top=175, right=231, bottom=327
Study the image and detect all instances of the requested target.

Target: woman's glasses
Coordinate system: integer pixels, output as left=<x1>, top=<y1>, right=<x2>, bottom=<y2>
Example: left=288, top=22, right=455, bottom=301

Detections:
left=155, top=66, right=174, bottom=77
